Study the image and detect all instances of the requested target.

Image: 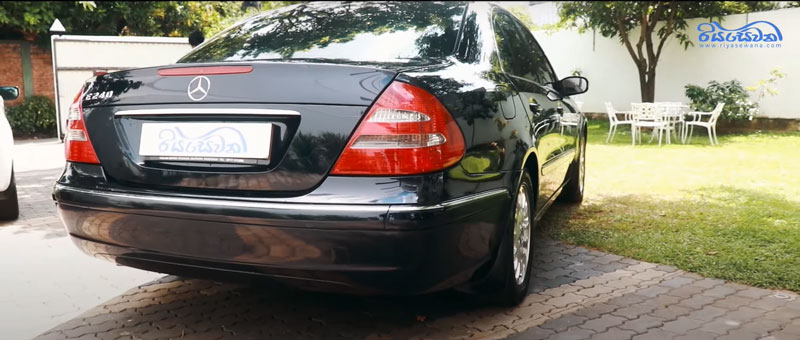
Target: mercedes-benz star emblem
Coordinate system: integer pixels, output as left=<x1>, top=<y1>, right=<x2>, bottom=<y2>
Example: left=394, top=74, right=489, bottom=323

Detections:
left=187, top=76, right=210, bottom=101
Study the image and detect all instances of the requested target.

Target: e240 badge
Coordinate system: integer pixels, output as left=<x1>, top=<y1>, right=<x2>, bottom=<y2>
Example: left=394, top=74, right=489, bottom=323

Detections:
left=84, top=91, right=114, bottom=101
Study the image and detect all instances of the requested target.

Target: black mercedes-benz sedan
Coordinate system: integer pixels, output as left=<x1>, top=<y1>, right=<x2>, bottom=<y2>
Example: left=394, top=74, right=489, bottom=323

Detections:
left=54, top=1, right=587, bottom=306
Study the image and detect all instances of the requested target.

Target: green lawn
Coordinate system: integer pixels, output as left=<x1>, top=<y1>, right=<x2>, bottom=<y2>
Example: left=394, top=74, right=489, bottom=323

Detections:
left=541, top=119, right=800, bottom=291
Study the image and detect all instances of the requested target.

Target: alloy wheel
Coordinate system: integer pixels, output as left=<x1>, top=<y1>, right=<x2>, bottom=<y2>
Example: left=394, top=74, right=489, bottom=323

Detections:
left=512, top=184, right=532, bottom=285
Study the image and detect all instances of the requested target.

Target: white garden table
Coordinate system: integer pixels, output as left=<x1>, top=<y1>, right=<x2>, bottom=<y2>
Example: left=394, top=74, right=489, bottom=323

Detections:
left=629, top=102, right=690, bottom=145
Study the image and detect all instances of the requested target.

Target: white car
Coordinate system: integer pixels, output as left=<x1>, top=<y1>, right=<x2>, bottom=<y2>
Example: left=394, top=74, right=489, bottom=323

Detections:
left=0, top=86, right=19, bottom=220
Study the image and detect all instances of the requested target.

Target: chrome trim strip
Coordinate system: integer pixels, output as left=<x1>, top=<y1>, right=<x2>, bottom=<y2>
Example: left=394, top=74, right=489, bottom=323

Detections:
left=58, top=186, right=389, bottom=212
left=114, top=108, right=301, bottom=117
left=388, top=188, right=509, bottom=213
left=55, top=185, right=507, bottom=213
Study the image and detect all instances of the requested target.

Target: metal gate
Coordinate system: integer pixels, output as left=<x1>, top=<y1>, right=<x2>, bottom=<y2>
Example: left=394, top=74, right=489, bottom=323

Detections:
left=51, top=35, right=191, bottom=139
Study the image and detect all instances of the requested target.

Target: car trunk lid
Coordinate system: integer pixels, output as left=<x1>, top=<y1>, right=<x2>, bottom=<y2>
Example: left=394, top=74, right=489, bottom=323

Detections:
left=80, top=62, right=396, bottom=196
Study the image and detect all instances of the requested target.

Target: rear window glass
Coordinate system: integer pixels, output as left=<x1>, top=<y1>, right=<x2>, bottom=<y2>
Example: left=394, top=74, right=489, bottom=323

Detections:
left=179, top=2, right=467, bottom=64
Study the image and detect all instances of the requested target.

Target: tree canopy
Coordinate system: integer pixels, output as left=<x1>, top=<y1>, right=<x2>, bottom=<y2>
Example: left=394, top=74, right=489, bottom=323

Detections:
left=0, top=1, right=293, bottom=43
left=559, top=1, right=782, bottom=102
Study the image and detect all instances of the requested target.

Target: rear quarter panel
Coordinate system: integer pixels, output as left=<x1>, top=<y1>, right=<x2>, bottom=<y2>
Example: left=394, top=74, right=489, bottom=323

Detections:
left=401, top=61, right=531, bottom=201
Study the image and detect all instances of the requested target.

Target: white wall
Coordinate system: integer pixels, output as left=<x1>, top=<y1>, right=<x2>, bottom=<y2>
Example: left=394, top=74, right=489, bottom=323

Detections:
left=52, top=35, right=192, bottom=136
left=531, top=8, right=798, bottom=119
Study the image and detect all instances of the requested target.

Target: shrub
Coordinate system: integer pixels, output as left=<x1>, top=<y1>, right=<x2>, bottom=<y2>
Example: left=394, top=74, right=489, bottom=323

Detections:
left=5, top=95, right=56, bottom=137
left=684, top=80, right=758, bottom=121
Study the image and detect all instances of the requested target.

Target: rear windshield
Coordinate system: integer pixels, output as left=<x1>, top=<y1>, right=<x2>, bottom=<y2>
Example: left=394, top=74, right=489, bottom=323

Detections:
left=179, top=2, right=467, bottom=64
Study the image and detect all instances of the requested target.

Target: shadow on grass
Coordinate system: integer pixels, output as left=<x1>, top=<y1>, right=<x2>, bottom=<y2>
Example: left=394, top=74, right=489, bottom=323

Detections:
left=540, top=186, right=800, bottom=292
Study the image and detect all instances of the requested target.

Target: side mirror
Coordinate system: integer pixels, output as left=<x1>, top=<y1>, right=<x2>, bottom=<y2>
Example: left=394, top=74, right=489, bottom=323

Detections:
left=0, top=86, right=20, bottom=101
left=558, top=76, right=588, bottom=96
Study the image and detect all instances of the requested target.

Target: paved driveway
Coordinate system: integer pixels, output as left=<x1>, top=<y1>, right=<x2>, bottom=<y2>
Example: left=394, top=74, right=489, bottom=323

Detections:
left=0, top=140, right=161, bottom=340
left=4, top=140, right=800, bottom=340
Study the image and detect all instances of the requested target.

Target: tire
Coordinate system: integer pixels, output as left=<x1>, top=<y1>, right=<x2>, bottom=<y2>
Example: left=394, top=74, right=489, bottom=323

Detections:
left=0, top=168, right=19, bottom=221
left=480, top=171, right=535, bottom=306
left=558, top=131, right=586, bottom=204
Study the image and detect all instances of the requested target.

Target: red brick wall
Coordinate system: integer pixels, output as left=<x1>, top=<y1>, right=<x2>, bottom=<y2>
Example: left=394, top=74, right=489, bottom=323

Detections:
left=30, top=45, right=54, bottom=101
left=0, top=41, right=54, bottom=106
left=0, top=43, right=24, bottom=106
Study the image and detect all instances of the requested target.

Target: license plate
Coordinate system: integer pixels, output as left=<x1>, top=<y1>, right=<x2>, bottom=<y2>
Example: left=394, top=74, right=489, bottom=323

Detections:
left=139, top=122, right=272, bottom=163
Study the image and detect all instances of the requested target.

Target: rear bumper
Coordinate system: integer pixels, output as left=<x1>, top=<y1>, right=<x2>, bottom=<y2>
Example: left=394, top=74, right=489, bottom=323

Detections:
left=54, top=184, right=510, bottom=295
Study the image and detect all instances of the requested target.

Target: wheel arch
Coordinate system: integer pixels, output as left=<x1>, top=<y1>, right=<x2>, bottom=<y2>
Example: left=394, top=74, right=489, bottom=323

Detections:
left=519, top=149, right=540, bottom=206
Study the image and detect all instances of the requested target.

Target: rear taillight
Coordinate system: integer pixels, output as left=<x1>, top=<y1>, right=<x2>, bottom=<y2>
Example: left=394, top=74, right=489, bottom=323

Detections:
left=331, top=81, right=465, bottom=175
left=65, top=87, right=100, bottom=164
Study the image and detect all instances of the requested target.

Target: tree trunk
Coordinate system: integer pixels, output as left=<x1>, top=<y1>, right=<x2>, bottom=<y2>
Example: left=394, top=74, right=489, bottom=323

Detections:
left=637, top=69, right=648, bottom=102
left=636, top=66, right=656, bottom=103
left=618, top=12, right=662, bottom=103
left=644, top=68, right=656, bottom=102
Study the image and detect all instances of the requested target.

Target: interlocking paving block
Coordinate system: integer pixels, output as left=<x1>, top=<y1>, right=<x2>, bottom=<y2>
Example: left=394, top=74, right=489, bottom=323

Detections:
left=661, top=316, right=704, bottom=334
left=588, top=327, right=636, bottom=340
left=733, top=288, right=773, bottom=300
left=503, top=326, right=553, bottom=340
left=762, top=307, right=800, bottom=323
left=686, top=305, right=730, bottom=322
left=606, top=294, right=646, bottom=308
left=650, top=305, right=693, bottom=320
left=617, top=315, right=666, bottom=333
left=612, top=304, right=659, bottom=320
left=573, top=304, right=620, bottom=320
left=693, top=278, right=726, bottom=289
left=579, top=315, right=627, bottom=333
left=547, top=293, right=589, bottom=308
left=704, top=285, right=739, bottom=299
left=25, top=231, right=800, bottom=340
left=666, top=285, right=707, bottom=299
left=736, top=319, right=782, bottom=337
left=632, top=329, right=679, bottom=340
left=777, top=324, right=800, bottom=336
left=673, top=330, right=719, bottom=340
left=722, top=306, right=767, bottom=323
left=749, top=295, right=793, bottom=311
left=570, top=269, right=607, bottom=280
left=677, top=295, right=717, bottom=310
left=591, top=254, right=624, bottom=265
left=551, top=327, right=595, bottom=340
left=634, top=286, right=672, bottom=298
left=699, top=317, right=743, bottom=335
left=716, top=330, right=763, bottom=340
left=659, top=277, right=697, bottom=288
left=539, top=314, right=589, bottom=332
left=653, top=265, right=679, bottom=273
left=640, top=294, right=682, bottom=309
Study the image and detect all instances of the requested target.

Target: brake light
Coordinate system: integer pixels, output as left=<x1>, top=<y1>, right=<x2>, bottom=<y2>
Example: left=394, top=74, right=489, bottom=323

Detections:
left=65, top=86, right=100, bottom=164
left=331, top=81, right=465, bottom=175
left=157, top=66, right=254, bottom=76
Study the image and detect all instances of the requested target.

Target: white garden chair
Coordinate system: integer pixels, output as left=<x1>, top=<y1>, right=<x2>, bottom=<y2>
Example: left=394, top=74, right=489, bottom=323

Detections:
left=685, top=103, right=724, bottom=145
left=631, top=103, right=671, bottom=146
left=604, top=102, right=633, bottom=143
left=658, top=102, right=686, bottom=142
